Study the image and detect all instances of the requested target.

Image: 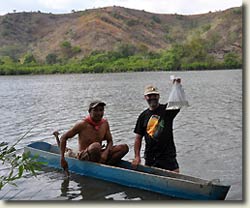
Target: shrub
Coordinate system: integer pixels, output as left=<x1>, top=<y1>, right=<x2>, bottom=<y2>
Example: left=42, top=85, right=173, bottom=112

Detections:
left=22, top=53, right=36, bottom=64
left=0, top=131, right=44, bottom=190
left=223, top=52, right=241, bottom=69
left=46, top=53, right=58, bottom=65
left=151, top=15, right=161, bottom=23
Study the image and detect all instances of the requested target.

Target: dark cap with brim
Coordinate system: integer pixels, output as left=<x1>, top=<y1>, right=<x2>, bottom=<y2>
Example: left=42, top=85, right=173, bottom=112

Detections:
left=89, top=100, right=106, bottom=111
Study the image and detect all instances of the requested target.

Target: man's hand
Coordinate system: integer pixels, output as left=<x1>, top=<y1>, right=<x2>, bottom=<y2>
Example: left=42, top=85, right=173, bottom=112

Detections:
left=53, top=131, right=59, bottom=137
left=61, top=157, right=69, bottom=176
left=131, top=157, right=141, bottom=169
left=53, top=131, right=61, bottom=147
left=100, top=149, right=109, bottom=163
left=173, top=78, right=181, bottom=84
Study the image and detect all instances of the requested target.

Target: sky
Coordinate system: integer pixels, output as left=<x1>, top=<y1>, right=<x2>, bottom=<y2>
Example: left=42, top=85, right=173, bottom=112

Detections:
left=0, top=0, right=243, bottom=15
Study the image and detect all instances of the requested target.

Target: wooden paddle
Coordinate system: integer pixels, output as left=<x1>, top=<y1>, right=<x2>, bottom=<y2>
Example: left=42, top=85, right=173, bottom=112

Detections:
left=53, top=131, right=70, bottom=177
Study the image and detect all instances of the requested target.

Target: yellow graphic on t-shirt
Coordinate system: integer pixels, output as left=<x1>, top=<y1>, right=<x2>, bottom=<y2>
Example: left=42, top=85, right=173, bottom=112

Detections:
left=146, top=115, right=160, bottom=137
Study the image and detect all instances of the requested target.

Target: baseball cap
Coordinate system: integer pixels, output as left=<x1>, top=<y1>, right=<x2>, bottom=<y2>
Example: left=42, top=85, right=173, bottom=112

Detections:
left=89, top=100, right=106, bottom=111
left=144, top=85, right=160, bottom=96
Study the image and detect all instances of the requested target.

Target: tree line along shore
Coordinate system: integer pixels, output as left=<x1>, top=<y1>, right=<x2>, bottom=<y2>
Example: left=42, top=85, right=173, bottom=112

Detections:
left=0, top=42, right=242, bottom=75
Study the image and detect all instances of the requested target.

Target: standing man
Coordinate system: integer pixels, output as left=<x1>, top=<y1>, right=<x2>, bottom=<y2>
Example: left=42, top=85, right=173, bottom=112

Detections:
left=58, top=101, right=129, bottom=174
left=132, top=79, right=182, bottom=173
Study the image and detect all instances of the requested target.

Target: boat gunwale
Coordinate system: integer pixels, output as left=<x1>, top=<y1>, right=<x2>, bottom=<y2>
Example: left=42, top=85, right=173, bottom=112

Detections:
left=24, top=141, right=231, bottom=200
left=25, top=142, right=227, bottom=188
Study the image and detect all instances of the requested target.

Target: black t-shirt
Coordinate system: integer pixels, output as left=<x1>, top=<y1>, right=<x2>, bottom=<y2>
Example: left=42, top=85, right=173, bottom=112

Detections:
left=134, top=104, right=180, bottom=160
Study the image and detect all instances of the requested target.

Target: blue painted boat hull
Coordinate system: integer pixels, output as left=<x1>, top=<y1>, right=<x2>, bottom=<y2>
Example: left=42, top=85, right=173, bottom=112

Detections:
left=24, top=142, right=230, bottom=200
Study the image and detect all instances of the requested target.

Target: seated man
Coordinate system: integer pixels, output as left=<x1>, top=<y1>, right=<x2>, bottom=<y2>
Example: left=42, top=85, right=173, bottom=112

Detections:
left=54, top=100, right=129, bottom=175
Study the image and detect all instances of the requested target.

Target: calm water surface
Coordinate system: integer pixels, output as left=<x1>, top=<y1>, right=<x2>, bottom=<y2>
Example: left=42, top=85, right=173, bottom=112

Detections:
left=0, top=70, right=242, bottom=200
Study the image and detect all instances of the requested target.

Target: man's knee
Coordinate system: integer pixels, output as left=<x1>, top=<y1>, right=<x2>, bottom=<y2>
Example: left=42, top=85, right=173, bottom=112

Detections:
left=89, top=142, right=102, bottom=152
left=116, top=144, right=129, bottom=156
left=121, top=144, right=129, bottom=154
left=88, top=142, right=102, bottom=161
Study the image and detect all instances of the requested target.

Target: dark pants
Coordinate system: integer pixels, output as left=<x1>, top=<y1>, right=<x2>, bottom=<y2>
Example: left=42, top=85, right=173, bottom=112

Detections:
left=145, top=157, right=179, bottom=171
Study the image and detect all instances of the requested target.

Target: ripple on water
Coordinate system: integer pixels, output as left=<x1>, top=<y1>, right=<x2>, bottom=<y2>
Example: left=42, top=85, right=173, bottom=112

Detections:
left=0, top=70, right=242, bottom=200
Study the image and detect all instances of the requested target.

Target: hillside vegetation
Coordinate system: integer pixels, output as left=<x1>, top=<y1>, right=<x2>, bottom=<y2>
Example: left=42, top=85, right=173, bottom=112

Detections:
left=0, top=6, right=242, bottom=75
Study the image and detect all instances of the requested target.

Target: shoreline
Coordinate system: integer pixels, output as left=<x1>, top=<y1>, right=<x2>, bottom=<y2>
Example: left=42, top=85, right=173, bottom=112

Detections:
left=0, top=66, right=242, bottom=76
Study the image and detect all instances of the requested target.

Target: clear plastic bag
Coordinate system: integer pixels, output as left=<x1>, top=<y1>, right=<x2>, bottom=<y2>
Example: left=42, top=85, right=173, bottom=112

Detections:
left=167, top=76, right=189, bottom=110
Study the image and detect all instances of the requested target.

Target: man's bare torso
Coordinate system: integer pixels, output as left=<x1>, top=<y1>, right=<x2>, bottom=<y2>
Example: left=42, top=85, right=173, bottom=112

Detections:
left=77, top=120, right=109, bottom=151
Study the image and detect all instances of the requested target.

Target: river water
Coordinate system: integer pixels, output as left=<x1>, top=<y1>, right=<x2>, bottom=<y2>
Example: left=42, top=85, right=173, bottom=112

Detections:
left=0, top=70, right=242, bottom=200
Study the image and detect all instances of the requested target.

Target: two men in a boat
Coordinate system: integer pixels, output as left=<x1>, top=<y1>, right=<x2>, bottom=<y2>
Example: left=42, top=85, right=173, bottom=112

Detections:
left=55, top=78, right=186, bottom=174
left=54, top=101, right=129, bottom=174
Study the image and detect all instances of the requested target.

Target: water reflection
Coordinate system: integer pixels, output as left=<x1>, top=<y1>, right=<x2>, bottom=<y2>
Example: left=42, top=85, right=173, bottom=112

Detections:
left=105, top=192, right=141, bottom=200
left=60, top=177, right=82, bottom=200
left=58, top=172, right=173, bottom=201
left=60, top=178, right=70, bottom=198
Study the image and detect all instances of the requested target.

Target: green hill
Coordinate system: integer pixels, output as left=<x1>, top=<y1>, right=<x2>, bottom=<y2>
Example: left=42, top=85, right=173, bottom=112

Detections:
left=0, top=6, right=242, bottom=74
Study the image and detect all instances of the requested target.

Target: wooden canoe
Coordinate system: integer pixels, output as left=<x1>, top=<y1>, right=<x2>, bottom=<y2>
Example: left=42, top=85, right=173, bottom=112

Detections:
left=24, top=141, right=230, bottom=200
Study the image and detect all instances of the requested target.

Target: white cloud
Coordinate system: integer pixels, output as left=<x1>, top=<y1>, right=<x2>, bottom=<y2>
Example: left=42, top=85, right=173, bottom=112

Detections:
left=38, top=0, right=73, bottom=10
left=177, top=0, right=242, bottom=14
left=113, top=0, right=242, bottom=14
left=0, top=0, right=40, bottom=14
left=0, top=0, right=243, bottom=15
